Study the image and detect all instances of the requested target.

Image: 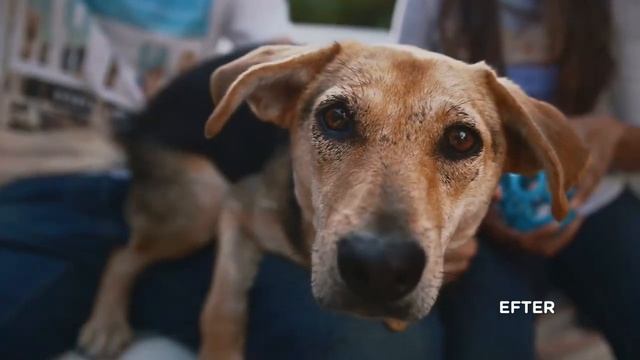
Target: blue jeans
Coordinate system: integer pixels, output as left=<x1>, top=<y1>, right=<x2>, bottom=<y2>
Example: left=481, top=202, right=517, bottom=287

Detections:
left=1, top=174, right=639, bottom=359
left=438, top=188, right=640, bottom=360
left=0, top=174, right=441, bottom=359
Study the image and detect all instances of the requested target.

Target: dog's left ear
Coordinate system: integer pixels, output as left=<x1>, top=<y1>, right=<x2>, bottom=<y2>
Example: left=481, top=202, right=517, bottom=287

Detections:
left=205, top=43, right=341, bottom=138
left=483, top=69, right=588, bottom=220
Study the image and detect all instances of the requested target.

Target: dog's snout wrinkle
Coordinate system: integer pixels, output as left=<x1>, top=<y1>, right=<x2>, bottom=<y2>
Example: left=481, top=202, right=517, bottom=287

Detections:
left=337, top=233, right=426, bottom=303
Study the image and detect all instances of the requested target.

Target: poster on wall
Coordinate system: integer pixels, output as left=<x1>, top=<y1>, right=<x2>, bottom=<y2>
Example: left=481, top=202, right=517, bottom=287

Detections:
left=1, top=0, right=218, bottom=132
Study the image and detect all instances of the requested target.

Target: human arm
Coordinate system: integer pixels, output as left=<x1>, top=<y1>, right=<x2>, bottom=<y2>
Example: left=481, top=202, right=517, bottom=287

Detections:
left=391, top=0, right=435, bottom=47
left=221, top=0, right=293, bottom=47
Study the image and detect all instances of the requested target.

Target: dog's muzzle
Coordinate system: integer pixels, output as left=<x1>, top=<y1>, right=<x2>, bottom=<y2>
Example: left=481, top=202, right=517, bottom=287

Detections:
left=337, top=233, right=426, bottom=306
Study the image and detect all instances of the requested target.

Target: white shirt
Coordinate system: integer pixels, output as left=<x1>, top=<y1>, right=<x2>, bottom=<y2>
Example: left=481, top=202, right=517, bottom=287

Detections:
left=392, top=0, right=640, bottom=211
left=0, top=0, right=291, bottom=184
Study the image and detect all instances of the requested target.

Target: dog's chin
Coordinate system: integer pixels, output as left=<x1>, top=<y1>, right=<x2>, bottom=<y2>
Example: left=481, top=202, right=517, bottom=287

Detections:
left=334, top=301, right=419, bottom=322
left=312, top=286, right=436, bottom=322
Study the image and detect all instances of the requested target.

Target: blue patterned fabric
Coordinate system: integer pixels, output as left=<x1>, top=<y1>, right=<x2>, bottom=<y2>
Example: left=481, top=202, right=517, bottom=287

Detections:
left=499, top=172, right=576, bottom=231
left=83, top=0, right=213, bottom=38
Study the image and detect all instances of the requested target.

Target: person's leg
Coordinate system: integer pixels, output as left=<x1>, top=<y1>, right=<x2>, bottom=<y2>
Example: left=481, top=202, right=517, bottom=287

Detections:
left=130, top=252, right=446, bottom=360
left=0, top=174, right=444, bottom=359
left=0, top=173, right=129, bottom=263
left=246, top=256, right=444, bottom=360
left=0, top=174, right=129, bottom=359
left=136, top=249, right=445, bottom=359
left=0, top=173, right=218, bottom=357
left=551, top=189, right=640, bottom=360
left=438, top=241, right=540, bottom=360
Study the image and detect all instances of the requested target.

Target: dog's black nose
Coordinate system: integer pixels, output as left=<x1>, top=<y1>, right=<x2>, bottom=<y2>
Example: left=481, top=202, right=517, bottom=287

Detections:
left=337, top=233, right=426, bottom=303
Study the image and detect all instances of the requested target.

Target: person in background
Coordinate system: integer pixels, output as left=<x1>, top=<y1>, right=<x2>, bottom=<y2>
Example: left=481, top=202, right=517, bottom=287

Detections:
left=0, top=0, right=293, bottom=184
left=0, top=0, right=297, bottom=358
left=1, top=1, right=446, bottom=359
left=392, top=0, right=640, bottom=359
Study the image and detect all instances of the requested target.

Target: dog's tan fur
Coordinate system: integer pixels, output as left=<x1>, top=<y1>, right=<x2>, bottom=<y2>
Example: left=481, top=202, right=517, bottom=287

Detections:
left=79, top=42, right=587, bottom=359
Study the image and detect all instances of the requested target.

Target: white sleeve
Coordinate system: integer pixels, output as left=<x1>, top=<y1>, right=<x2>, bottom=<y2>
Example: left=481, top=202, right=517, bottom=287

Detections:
left=390, top=0, right=441, bottom=49
left=222, top=0, right=292, bottom=47
left=611, top=0, right=640, bottom=127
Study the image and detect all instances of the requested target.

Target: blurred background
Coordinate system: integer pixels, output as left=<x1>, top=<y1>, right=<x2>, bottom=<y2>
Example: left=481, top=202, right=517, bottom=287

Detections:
left=289, top=0, right=393, bottom=44
left=2, top=1, right=638, bottom=359
left=290, top=0, right=395, bottom=28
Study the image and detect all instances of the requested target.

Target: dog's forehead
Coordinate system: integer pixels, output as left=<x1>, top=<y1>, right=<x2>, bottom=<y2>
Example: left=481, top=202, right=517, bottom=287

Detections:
left=343, top=44, right=476, bottom=82
left=314, top=44, right=484, bottom=109
left=305, top=44, right=488, bottom=128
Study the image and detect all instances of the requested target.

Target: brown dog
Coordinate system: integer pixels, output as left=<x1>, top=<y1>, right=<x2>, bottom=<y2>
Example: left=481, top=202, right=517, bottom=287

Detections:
left=79, top=42, right=587, bottom=359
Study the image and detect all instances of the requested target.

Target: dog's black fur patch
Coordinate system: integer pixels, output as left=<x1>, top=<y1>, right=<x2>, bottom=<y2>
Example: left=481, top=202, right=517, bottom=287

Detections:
left=119, top=45, right=288, bottom=183
left=118, top=45, right=306, bottom=248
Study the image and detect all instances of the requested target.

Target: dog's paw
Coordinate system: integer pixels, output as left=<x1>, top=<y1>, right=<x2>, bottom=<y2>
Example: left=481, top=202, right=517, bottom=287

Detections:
left=384, top=318, right=409, bottom=332
left=78, top=316, right=133, bottom=359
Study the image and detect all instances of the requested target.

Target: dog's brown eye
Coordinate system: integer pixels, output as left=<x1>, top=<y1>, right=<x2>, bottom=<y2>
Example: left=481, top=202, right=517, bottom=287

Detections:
left=448, top=128, right=474, bottom=152
left=439, top=124, right=482, bottom=160
left=324, top=107, right=350, bottom=131
left=318, top=103, right=354, bottom=139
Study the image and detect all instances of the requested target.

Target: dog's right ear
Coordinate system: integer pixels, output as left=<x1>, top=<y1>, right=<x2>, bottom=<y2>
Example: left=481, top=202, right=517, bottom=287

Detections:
left=205, top=43, right=341, bottom=138
left=482, top=68, right=588, bottom=220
